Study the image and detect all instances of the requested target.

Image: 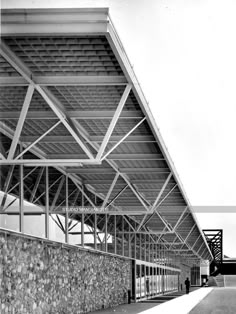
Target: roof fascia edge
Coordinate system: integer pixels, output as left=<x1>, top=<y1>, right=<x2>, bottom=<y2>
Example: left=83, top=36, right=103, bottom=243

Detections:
left=106, top=13, right=213, bottom=261
left=1, top=8, right=109, bottom=36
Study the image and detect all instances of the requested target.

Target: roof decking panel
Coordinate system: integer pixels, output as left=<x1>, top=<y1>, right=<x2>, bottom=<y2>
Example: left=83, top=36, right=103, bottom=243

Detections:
left=4, top=36, right=123, bottom=76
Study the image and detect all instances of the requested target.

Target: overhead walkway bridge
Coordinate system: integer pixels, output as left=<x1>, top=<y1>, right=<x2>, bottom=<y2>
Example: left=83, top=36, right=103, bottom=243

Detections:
left=0, top=8, right=213, bottom=314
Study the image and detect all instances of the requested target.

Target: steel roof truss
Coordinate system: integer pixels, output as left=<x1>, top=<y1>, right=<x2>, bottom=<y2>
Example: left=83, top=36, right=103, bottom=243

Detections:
left=29, top=167, right=44, bottom=203
left=179, top=225, right=196, bottom=250
left=71, top=180, right=96, bottom=208
left=173, top=206, right=189, bottom=231
left=101, top=117, right=146, bottom=161
left=102, top=172, right=119, bottom=209
left=50, top=176, right=65, bottom=212
left=15, top=120, right=62, bottom=160
left=0, top=165, right=15, bottom=210
left=39, top=88, right=95, bottom=160
left=7, top=85, right=34, bottom=160
left=70, top=117, right=153, bottom=212
left=54, top=188, right=77, bottom=212
left=0, top=41, right=96, bottom=162
left=7, top=167, right=38, bottom=195
left=33, top=174, right=63, bottom=204
left=137, top=183, right=178, bottom=231
left=0, top=142, right=7, bottom=159
left=192, top=235, right=202, bottom=250
left=96, top=84, right=131, bottom=160
left=105, top=185, right=128, bottom=209
left=136, top=173, right=172, bottom=232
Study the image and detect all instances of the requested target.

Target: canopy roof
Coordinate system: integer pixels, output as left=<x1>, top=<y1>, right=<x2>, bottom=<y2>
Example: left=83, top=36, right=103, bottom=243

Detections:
left=0, top=8, right=212, bottom=261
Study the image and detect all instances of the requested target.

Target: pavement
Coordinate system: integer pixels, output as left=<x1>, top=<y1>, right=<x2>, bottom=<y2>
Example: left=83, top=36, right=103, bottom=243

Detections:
left=224, top=275, right=236, bottom=287
left=189, top=288, right=236, bottom=314
left=89, top=288, right=213, bottom=314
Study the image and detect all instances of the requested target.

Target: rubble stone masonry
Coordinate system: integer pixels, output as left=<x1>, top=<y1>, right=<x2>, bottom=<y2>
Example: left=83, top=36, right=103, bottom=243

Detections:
left=0, top=229, right=132, bottom=314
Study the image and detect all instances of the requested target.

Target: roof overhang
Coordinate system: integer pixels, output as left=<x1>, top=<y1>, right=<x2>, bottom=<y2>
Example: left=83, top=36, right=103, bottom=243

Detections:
left=0, top=8, right=213, bottom=262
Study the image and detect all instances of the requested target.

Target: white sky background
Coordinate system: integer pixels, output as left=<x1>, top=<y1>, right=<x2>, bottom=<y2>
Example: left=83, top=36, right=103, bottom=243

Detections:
left=2, top=0, right=236, bottom=255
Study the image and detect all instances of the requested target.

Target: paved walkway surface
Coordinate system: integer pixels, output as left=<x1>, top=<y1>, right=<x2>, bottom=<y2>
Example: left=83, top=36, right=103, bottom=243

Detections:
left=189, top=288, right=236, bottom=314
left=89, top=288, right=213, bottom=314
left=225, top=275, right=236, bottom=287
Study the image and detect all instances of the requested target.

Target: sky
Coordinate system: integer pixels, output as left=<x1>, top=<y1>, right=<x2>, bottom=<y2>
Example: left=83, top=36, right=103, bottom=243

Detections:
left=2, top=0, right=236, bottom=256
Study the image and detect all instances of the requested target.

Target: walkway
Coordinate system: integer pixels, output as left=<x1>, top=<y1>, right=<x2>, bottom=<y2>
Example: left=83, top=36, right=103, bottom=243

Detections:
left=225, top=275, right=236, bottom=287
left=89, top=288, right=213, bottom=314
left=190, top=288, right=236, bottom=314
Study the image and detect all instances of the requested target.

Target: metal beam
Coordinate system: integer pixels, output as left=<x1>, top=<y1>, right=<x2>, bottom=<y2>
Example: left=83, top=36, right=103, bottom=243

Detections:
left=105, top=185, right=128, bottom=209
left=137, top=184, right=178, bottom=230
left=0, top=75, right=127, bottom=86
left=45, top=153, right=164, bottom=160
left=65, top=175, right=69, bottom=243
left=81, top=213, right=84, bottom=247
left=192, top=235, right=202, bottom=250
left=152, top=174, right=173, bottom=209
left=0, top=40, right=156, bottom=217
left=38, top=88, right=95, bottom=160
left=0, top=159, right=100, bottom=166
left=71, top=180, right=96, bottom=208
left=173, top=206, right=189, bottom=231
left=15, top=120, right=61, bottom=160
left=96, top=84, right=132, bottom=160
left=19, top=164, right=24, bottom=232
left=0, top=142, right=7, bottom=159
left=94, top=213, right=97, bottom=250
left=45, top=166, right=49, bottom=239
left=0, top=165, right=15, bottom=210
left=101, top=117, right=146, bottom=161
left=50, top=176, right=65, bottom=211
left=20, top=134, right=156, bottom=143
left=66, top=167, right=170, bottom=174
left=29, top=167, right=44, bottom=203
left=0, top=41, right=95, bottom=160
left=184, top=225, right=197, bottom=244
left=33, top=174, right=63, bottom=204
left=102, top=173, right=119, bottom=209
left=114, top=215, right=117, bottom=254
left=0, top=110, right=142, bottom=120
left=136, top=173, right=172, bottom=232
left=7, top=85, right=34, bottom=160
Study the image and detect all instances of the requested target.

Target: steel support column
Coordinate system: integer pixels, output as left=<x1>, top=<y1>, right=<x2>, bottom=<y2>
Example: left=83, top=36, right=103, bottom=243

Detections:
left=65, top=174, right=69, bottom=243
left=94, top=213, right=97, bottom=250
left=134, top=222, right=137, bottom=259
left=45, top=167, right=49, bottom=238
left=19, top=164, right=24, bottom=232
left=122, top=217, right=124, bottom=256
left=105, top=214, right=108, bottom=253
left=81, top=213, right=84, bottom=247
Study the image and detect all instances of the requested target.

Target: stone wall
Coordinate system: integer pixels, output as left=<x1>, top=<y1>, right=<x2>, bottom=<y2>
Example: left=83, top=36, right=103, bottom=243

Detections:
left=0, top=229, right=132, bottom=314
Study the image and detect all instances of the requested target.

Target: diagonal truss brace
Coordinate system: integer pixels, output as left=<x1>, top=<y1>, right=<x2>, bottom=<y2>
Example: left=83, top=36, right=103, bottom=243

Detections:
left=0, top=41, right=95, bottom=161
left=96, top=84, right=132, bottom=160
left=137, top=182, right=177, bottom=231
left=15, top=120, right=61, bottom=160
left=136, top=173, right=172, bottom=232
left=101, top=117, right=146, bottom=161
left=7, top=85, right=34, bottom=160
left=102, top=173, right=119, bottom=209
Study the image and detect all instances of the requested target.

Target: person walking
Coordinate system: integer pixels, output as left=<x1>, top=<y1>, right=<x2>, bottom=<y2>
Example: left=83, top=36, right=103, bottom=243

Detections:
left=184, top=277, right=190, bottom=294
